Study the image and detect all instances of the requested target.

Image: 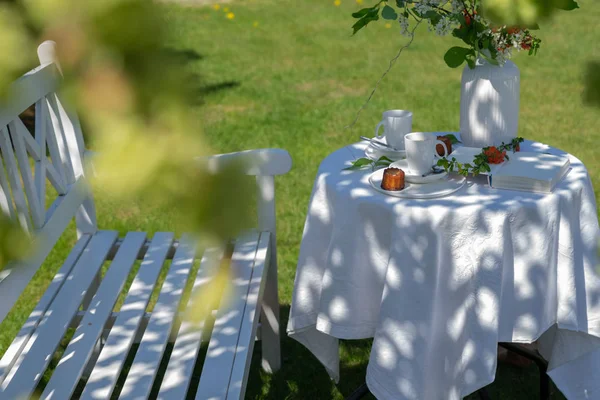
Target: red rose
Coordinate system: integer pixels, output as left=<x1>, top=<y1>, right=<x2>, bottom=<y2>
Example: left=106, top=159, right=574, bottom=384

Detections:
left=463, top=10, right=473, bottom=26
left=483, top=146, right=507, bottom=164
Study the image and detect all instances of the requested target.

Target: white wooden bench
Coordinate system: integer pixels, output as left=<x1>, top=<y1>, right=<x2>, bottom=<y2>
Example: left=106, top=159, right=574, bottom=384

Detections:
left=0, top=41, right=291, bottom=399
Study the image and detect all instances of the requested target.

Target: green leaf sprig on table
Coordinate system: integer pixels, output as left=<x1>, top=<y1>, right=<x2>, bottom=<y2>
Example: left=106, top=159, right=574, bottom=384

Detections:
left=345, top=156, right=393, bottom=171
left=437, top=137, right=525, bottom=177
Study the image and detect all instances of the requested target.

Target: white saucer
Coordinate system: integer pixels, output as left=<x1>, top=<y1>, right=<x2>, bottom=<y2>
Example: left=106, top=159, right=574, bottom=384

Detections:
left=389, top=159, right=448, bottom=184
left=369, top=169, right=466, bottom=199
left=364, top=138, right=406, bottom=161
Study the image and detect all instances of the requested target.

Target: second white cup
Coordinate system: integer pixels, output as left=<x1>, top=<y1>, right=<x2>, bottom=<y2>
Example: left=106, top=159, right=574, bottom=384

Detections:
left=404, top=132, right=448, bottom=176
left=374, top=110, right=413, bottom=150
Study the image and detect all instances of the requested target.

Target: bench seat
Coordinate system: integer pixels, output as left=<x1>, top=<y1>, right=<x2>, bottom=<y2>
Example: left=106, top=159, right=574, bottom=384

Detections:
left=0, top=230, right=271, bottom=399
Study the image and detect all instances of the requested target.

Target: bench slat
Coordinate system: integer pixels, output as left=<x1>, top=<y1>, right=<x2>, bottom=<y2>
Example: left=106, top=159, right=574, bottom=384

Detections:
left=40, top=98, right=67, bottom=192
left=0, top=230, right=117, bottom=399
left=0, top=126, right=32, bottom=231
left=227, top=232, right=271, bottom=399
left=0, top=63, right=60, bottom=129
left=157, top=245, right=226, bottom=399
left=34, top=99, right=47, bottom=209
left=80, top=232, right=174, bottom=400
left=41, top=232, right=147, bottom=400
left=119, top=234, right=197, bottom=400
left=195, top=232, right=261, bottom=400
left=0, top=152, right=15, bottom=219
left=8, top=119, right=44, bottom=229
left=45, top=94, right=75, bottom=184
left=0, top=178, right=90, bottom=326
left=0, top=234, right=92, bottom=385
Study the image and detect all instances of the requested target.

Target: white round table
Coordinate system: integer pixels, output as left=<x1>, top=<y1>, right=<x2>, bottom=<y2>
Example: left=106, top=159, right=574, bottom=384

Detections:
left=287, top=138, right=600, bottom=400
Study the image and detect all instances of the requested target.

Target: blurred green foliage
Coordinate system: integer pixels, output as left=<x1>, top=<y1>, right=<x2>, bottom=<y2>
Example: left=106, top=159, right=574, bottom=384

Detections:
left=0, top=0, right=251, bottom=276
left=584, top=61, right=600, bottom=108
left=482, top=0, right=579, bottom=25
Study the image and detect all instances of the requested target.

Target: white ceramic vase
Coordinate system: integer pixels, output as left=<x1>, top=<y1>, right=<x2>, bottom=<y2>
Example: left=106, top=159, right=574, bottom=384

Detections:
left=459, top=58, right=520, bottom=148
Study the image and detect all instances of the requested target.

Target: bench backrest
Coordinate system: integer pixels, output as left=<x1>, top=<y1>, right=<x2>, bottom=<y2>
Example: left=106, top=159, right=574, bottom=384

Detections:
left=0, top=41, right=292, bottom=329
left=0, top=41, right=96, bottom=323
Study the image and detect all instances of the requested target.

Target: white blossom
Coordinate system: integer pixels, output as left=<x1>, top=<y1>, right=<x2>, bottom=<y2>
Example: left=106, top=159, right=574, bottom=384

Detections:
left=414, top=2, right=433, bottom=14
left=450, top=0, right=464, bottom=12
left=433, top=15, right=454, bottom=36
left=399, top=14, right=411, bottom=37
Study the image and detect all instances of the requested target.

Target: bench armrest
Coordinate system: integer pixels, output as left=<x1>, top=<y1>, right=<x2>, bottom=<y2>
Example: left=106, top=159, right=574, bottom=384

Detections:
left=200, top=148, right=292, bottom=176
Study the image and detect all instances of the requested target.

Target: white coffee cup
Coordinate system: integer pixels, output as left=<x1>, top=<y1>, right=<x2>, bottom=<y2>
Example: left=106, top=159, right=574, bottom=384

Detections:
left=374, top=110, right=413, bottom=150
left=404, top=132, right=448, bottom=176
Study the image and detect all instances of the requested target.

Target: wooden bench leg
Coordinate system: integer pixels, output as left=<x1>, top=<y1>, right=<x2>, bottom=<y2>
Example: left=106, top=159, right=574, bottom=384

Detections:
left=260, top=245, right=281, bottom=373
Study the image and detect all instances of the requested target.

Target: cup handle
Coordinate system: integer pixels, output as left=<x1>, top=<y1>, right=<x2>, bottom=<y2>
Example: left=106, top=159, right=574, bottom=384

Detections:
left=374, top=121, right=385, bottom=139
left=435, top=140, right=449, bottom=158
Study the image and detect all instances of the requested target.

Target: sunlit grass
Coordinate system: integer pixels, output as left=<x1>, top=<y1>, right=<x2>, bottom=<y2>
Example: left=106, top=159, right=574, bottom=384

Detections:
left=1, top=0, right=598, bottom=398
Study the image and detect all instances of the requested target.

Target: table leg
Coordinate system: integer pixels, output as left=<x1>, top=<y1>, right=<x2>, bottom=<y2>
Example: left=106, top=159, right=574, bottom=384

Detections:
left=499, top=342, right=549, bottom=400
left=478, top=387, right=492, bottom=400
left=345, top=382, right=370, bottom=400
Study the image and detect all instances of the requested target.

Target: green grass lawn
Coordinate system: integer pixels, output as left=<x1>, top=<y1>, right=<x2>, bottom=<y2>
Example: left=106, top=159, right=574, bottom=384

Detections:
left=1, top=0, right=599, bottom=398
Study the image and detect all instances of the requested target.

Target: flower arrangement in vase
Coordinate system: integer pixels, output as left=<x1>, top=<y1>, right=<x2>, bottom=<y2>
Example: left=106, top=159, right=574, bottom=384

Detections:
left=351, top=0, right=579, bottom=147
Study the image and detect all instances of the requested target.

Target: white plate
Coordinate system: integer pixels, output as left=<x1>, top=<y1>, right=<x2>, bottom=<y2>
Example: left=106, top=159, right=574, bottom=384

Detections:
left=369, top=169, right=466, bottom=199
left=389, top=159, right=447, bottom=184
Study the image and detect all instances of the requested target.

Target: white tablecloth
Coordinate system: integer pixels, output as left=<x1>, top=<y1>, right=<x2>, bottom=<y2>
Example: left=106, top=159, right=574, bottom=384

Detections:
left=287, top=139, right=600, bottom=399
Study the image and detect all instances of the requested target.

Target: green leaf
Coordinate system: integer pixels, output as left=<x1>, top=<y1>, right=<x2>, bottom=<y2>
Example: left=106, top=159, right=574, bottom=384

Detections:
left=443, top=134, right=461, bottom=144
left=352, top=8, right=380, bottom=34
left=377, top=156, right=393, bottom=163
left=382, top=5, right=398, bottom=20
left=344, top=157, right=373, bottom=170
left=423, top=10, right=442, bottom=25
left=352, top=7, right=374, bottom=18
left=396, top=0, right=405, bottom=7
left=553, top=0, right=579, bottom=10
left=444, top=46, right=471, bottom=68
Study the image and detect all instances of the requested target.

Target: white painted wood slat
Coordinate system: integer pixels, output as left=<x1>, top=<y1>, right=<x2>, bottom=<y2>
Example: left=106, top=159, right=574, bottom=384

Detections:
left=51, top=94, right=84, bottom=179
left=44, top=162, right=66, bottom=196
left=80, top=232, right=174, bottom=400
left=0, top=126, right=32, bottom=231
left=195, top=232, right=261, bottom=400
left=41, top=232, right=147, bottom=400
left=227, top=232, right=271, bottom=399
left=257, top=175, right=281, bottom=373
left=0, top=178, right=90, bottom=326
left=0, top=63, right=60, bottom=128
left=34, top=98, right=47, bottom=206
left=0, top=230, right=118, bottom=400
left=42, top=98, right=67, bottom=191
left=119, top=234, right=197, bottom=400
left=12, top=119, right=41, bottom=161
left=0, top=153, right=15, bottom=219
left=0, top=234, right=92, bottom=386
left=157, top=245, right=225, bottom=400
left=8, top=120, right=44, bottom=229
left=46, top=94, right=75, bottom=184
left=203, top=148, right=292, bottom=176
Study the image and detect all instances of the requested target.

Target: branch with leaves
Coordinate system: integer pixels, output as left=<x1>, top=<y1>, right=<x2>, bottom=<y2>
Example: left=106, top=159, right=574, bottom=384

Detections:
left=351, top=0, right=579, bottom=68
left=345, top=156, right=393, bottom=171
left=437, top=137, right=524, bottom=176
